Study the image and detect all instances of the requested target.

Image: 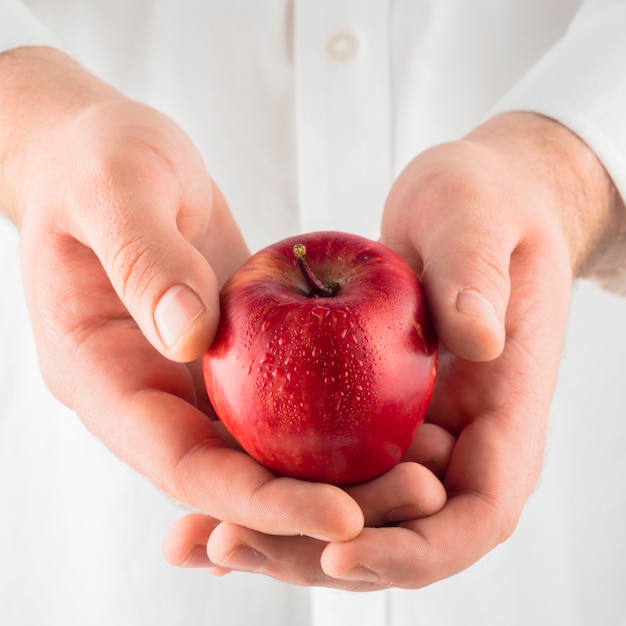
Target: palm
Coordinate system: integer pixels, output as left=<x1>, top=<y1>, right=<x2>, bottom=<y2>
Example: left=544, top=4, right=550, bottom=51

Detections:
left=26, top=228, right=221, bottom=494
left=22, top=172, right=367, bottom=547
left=392, top=230, right=573, bottom=582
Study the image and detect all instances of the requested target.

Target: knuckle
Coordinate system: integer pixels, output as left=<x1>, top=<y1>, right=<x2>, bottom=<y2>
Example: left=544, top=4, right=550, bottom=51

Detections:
left=170, top=437, right=224, bottom=506
left=426, top=240, right=511, bottom=302
left=497, top=505, right=521, bottom=544
left=480, top=491, right=522, bottom=545
left=83, top=176, right=171, bottom=308
left=466, top=246, right=511, bottom=298
left=109, top=233, right=163, bottom=305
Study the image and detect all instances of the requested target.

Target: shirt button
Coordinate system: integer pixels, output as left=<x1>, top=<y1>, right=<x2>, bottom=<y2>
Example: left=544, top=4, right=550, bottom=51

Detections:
left=326, top=31, right=359, bottom=60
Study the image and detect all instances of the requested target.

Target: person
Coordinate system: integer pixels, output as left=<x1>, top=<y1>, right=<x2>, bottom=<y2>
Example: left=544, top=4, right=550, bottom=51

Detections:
left=1, top=1, right=626, bottom=624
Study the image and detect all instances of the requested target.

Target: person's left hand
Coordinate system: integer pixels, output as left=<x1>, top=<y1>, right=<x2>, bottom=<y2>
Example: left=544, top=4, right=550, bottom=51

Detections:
left=2, top=47, right=372, bottom=569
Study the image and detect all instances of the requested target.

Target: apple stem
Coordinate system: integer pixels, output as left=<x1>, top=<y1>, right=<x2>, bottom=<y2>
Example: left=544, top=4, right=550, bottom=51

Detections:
left=293, top=244, right=335, bottom=297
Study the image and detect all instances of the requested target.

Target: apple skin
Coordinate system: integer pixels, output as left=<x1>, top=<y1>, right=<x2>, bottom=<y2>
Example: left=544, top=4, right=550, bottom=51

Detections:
left=202, top=231, right=438, bottom=486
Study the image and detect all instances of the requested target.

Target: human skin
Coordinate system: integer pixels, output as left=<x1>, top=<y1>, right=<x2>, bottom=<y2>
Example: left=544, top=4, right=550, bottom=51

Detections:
left=1, top=46, right=623, bottom=591
left=164, top=114, right=625, bottom=590
left=0, top=45, right=446, bottom=574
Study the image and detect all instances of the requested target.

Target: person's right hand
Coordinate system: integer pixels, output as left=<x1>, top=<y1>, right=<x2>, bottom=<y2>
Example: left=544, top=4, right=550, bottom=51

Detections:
left=0, top=46, right=368, bottom=552
left=160, top=112, right=625, bottom=590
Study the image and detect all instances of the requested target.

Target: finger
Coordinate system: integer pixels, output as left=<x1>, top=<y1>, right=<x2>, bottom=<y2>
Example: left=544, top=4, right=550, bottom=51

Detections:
left=169, top=461, right=447, bottom=584
left=206, top=522, right=386, bottom=592
left=117, top=387, right=365, bottom=543
left=320, top=487, right=510, bottom=589
left=322, top=382, right=548, bottom=588
left=162, top=513, right=230, bottom=574
left=67, top=114, right=247, bottom=362
left=382, top=144, right=517, bottom=362
left=202, top=493, right=493, bottom=591
left=402, top=422, right=456, bottom=480
left=80, top=176, right=219, bottom=362
left=344, top=462, right=446, bottom=527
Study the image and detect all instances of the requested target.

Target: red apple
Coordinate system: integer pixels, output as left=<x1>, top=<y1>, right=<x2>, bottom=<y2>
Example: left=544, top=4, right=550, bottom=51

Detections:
left=202, top=231, right=438, bottom=485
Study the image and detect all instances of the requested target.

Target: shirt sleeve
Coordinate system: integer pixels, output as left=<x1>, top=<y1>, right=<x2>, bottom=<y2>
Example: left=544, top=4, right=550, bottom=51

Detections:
left=0, top=1, right=61, bottom=52
left=489, top=0, right=626, bottom=294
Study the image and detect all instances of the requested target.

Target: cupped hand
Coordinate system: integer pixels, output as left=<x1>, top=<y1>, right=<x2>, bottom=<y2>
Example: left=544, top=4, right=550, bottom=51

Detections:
left=162, top=112, right=623, bottom=589
left=1, top=47, right=364, bottom=548
left=320, top=111, right=621, bottom=588
left=163, top=436, right=452, bottom=589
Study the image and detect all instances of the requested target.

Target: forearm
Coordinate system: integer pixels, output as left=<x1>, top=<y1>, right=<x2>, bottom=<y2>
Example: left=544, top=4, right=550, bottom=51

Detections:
left=0, top=46, right=122, bottom=225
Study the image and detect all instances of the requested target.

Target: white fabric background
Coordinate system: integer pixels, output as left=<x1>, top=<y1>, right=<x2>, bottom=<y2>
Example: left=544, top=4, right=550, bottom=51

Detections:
left=1, top=1, right=626, bottom=624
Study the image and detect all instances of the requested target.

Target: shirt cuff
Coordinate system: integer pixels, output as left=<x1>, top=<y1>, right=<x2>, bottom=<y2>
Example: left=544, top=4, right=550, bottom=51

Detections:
left=489, top=2, right=626, bottom=294
left=0, top=1, right=61, bottom=53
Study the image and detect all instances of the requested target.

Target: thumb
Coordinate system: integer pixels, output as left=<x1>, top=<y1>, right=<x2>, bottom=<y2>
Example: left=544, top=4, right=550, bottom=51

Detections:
left=419, top=214, right=512, bottom=362
left=82, top=178, right=221, bottom=363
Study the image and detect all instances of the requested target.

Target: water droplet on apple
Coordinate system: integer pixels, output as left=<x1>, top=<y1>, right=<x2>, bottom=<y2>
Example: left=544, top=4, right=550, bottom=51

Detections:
left=261, top=319, right=272, bottom=332
left=261, top=353, right=275, bottom=365
left=311, top=306, right=330, bottom=320
left=336, top=328, right=348, bottom=341
left=278, top=335, right=290, bottom=346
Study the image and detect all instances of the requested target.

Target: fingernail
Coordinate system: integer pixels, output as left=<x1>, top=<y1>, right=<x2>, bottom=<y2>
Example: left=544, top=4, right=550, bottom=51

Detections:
left=219, top=545, right=266, bottom=573
left=456, top=288, right=500, bottom=330
left=336, top=565, right=379, bottom=583
left=154, top=284, right=205, bottom=348
left=181, top=545, right=213, bottom=568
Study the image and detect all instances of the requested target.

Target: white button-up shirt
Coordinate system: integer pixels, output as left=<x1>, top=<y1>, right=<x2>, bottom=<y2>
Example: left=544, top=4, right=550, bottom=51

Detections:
left=5, top=1, right=626, bottom=250
left=2, top=2, right=626, bottom=625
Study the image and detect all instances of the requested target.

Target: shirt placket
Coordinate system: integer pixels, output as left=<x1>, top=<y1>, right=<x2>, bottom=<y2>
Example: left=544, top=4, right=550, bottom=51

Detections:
left=293, top=0, right=393, bottom=239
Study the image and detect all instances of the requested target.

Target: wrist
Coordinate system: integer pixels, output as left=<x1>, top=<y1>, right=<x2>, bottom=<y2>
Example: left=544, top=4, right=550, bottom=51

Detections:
left=0, top=46, right=123, bottom=226
left=465, top=112, right=625, bottom=277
